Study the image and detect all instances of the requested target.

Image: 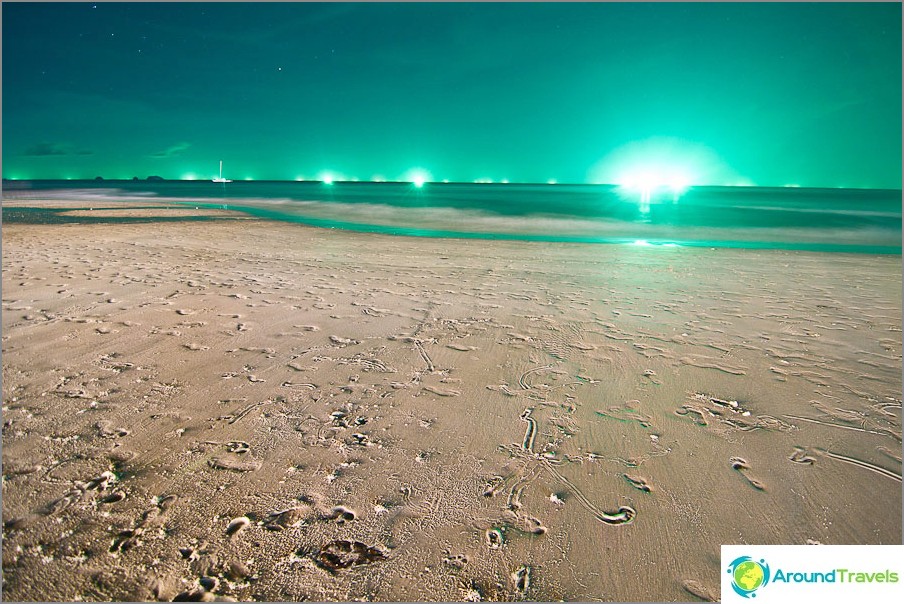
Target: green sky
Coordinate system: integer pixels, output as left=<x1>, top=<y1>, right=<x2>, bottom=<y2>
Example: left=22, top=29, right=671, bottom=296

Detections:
left=2, top=2, right=901, bottom=187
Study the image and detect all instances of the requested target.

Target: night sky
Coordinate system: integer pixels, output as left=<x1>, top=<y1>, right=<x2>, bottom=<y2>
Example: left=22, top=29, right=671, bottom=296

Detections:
left=3, top=2, right=901, bottom=188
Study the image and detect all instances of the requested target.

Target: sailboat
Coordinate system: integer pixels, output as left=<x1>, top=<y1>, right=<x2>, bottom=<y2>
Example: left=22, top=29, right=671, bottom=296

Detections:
left=212, top=161, right=232, bottom=183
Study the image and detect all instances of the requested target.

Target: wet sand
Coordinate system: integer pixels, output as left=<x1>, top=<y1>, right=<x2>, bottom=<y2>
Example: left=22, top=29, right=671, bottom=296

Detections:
left=2, top=201, right=901, bottom=601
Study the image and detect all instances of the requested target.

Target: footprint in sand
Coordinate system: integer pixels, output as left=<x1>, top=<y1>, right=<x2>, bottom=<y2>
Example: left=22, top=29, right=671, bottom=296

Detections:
left=109, top=527, right=145, bottom=554
left=264, top=506, right=311, bottom=531
left=225, top=441, right=250, bottom=454
left=512, top=565, right=531, bottom=593
left=789, top=447, right=816, bottom=465
left=325, top=505, right=357, bottom=524
left=208, top=455, right=262, bottom=472
left=183, top=343, right=210, bottom=351
left=100, top=491, right=126, bottom=504
left=96, top=420, right=129, bottom=438
left=109, top=494, right=177, bottom=554
left=675, top=404, right=709, bottom=426
left=485, top=528, right=504, bottom=549
left=225, top=516, right=250, bottom=537
left=623, top=473, right=653, bottom=493
left=422, top=385, right=461, bottom=397
left=486, top=384, right=518, bottom=397
left=729, top=457, right=766, bottom=490
left=682, top=578, right=718, bottom=601
left=503, top=510, right=547, bottom=536
left=313, top=540, right=388, bottom=571
left=447, top=344, right=477, bottom=352
left=570, top=342, right=597, bottom=351
left=443, top=553, right=469, bottom=569
left=642, top=369, right=661, bottom=384
left=171, top=586, right=218, bottom=602
left=108, top=448, right=136, bottom=463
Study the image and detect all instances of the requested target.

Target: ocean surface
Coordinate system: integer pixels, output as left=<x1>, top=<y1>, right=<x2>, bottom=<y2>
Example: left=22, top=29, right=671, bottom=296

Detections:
left=2, top=180, right=901, bottom=253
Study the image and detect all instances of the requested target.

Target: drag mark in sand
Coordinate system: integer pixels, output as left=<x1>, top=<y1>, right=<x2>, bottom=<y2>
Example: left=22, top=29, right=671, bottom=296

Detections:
left=414, top=340, right=435, bottom=373
left=597, top=403, right=653, bottom=428
left=281, top=381, right=317, bottom=390
left=544, top=461, right=636, bottom=525
left=520, top=408, right=537, bottom=452
left=783, top=414, right=897, bottom=440
left=422, top=385, right=461, bottom=397
left=679, top=356, right=747, bottom=375
left=518, top=364, right=553, bottom=390
left=877, top=446, right=902, bottom=463
left=392, top=334, right=437, bottom=372
left=227, top=399, right=275, bottom=425
left=208, top=455, right=262, bottom=472
left=817, top=449, right=902, bottom=483
left=492, top=408, right=635, bottom=527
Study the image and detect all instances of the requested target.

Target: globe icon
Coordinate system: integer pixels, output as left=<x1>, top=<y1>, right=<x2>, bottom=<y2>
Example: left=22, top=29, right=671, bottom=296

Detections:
left=733, top=560, right=765, bottom=592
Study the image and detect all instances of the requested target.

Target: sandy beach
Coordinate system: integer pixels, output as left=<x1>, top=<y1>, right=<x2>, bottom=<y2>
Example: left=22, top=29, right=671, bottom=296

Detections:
left=2, top=201, right=901, bottom=601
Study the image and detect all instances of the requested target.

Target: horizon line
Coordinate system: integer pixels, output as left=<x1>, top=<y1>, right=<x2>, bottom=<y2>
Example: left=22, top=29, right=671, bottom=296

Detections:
left=1, top=177, right=900, bottom=192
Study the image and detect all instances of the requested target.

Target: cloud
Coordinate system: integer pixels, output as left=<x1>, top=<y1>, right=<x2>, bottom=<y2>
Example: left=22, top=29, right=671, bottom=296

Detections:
left=150, top=142, right=191, bottom=158
left=23, top=142, right=93, bottom=157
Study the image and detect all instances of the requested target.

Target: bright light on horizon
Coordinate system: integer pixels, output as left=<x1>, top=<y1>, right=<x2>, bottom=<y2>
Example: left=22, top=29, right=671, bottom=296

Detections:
left=619, top=170, right=692, bottom=192
left=402, top=168, right=431, bottom=187
left=667, top=175, right=689, bottom=195
left=590, top=137, right=747, bottom=189
left=320, top=172, right=335, bottom=185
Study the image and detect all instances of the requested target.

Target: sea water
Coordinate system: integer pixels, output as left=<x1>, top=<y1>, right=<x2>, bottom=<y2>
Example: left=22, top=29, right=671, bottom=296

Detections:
left=2, top=180, right=900, bottom=254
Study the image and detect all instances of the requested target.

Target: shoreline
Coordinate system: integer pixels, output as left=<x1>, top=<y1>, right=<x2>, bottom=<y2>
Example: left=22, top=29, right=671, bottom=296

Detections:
left=2, top=196, right=900, bottom=254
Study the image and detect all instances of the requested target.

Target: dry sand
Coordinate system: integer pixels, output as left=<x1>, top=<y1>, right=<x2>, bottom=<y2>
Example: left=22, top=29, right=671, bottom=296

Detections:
left=1, top=201, right=901, bottom=601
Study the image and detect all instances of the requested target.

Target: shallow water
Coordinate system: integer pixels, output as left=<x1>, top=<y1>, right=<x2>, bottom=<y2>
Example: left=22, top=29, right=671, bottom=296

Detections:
left=3, top=180, right=901, bottom=253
